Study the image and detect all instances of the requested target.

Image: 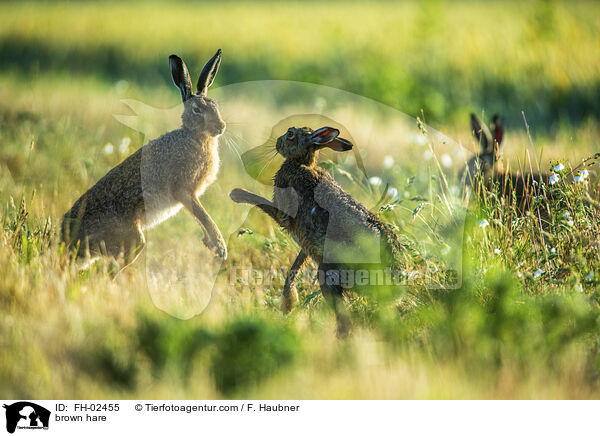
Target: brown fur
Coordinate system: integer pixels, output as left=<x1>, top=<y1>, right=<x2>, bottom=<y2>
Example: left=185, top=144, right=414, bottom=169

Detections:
left=461, top=113, right=552, bottom=215
left=230, top=126, right=405, bottom=335
left=61, top=50, right=227, bottom=267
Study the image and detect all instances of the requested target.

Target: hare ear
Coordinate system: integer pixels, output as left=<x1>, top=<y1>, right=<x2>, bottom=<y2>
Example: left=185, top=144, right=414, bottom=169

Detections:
left=197, top=49, right=222, bottom=96
left=169, top=55, right=193, bottom=102
left=311, top=127, right=353, bottom=152
left=470, top=113, right=493, bottom=152
left=325, top=137, right=354, bottom=152
left=310, top=127, right=340, bottom=144
left=491, top=114, right=504, bottom=146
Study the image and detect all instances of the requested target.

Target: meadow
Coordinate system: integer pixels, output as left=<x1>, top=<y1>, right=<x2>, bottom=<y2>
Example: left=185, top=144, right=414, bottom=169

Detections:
left=1, top=0, right=599, bottom=399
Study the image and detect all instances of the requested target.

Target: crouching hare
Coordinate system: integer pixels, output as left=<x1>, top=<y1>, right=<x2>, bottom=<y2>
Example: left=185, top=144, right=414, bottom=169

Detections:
left=62, top=50, right=227, bottom=268
left=230, top=126, right=406, bottom=335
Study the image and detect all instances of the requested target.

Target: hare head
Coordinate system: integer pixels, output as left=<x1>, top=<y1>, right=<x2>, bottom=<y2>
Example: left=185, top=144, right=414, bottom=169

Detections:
left=169, top=50, right=226, bottom=137
left=275, top=126, right=353, bottom=165
left=463, top=113, right=504, bottom=185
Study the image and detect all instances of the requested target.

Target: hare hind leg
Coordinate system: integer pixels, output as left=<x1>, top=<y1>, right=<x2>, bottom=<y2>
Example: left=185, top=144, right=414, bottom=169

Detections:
left=318, top=264, right=352, bottom=338
left=281, top=249, right=308, bottom=314
left=122, top=222, right=146, bottom=266
left=111, top=222, right=146, bottom=276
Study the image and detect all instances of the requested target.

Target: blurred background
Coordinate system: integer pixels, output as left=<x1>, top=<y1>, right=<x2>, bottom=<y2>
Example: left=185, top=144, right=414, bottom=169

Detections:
left=1, top=0, right=599, bottom=399
left=2, top=0, right=598, bottom=127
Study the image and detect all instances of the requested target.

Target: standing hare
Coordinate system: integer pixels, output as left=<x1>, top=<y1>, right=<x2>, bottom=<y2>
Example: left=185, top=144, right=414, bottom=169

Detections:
left=230, top=126, right=406, bottom=334
left=461, top=113, right=551, bottom=214
left=61, top=49, right=227, bottom=267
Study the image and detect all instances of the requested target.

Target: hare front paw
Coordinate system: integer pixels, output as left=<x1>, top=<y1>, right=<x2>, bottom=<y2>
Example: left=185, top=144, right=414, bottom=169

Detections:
left=229, top=188, right=251, bottom=204
left=203, top=233, right=228, bottom=259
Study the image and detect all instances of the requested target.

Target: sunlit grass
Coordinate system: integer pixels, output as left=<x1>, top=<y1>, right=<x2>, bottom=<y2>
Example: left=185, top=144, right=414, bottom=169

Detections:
left=1, top=0, right=599, bottom=399
left=1, top=85, right=599, bottom=398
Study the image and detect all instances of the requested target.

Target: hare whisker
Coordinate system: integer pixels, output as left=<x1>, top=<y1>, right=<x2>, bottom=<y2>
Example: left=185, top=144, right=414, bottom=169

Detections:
left=256, top=150, right=278, bottom=178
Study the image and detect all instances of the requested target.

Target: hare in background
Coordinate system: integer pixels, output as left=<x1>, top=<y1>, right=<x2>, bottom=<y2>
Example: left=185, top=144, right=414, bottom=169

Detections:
left=230, top=126, right=407, bottom=335
left=461, top=113, right=551, bottom=214
left=61, top=49, right=228, bottom=268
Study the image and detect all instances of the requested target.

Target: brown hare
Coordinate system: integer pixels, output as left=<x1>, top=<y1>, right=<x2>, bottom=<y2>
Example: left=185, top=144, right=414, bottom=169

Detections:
left=461, top=113, right=551, bottom=214
left=61, top=49, right=227, bottom=268
left=230, top=126, right=406, bottom=335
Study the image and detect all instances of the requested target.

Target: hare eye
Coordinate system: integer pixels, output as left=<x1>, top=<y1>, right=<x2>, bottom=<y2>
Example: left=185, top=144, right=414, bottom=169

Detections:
left=286, top=131, right=295, bottom=140
left=192, top=106, right=201, bottom=116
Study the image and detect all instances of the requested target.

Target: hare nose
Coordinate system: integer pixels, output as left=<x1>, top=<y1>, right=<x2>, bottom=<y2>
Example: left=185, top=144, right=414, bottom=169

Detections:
left=211, top=121, right=225, bottom=134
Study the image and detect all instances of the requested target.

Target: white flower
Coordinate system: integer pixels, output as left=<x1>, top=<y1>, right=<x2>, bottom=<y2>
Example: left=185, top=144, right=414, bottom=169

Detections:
left=533, top=269, right=544, bottom=278
left=119, top=137, right=131, bottom=153
left=441, top=154, right=453, bottom=168
left=115, top=80, right=129, bottom=93
left=369, top=176, right=382, bottom=186
left=517, top=272, right=523, bottom=278
left=562, top=211, right=574, bottom=225
left=386, top=187, right=399, bottom=200
left=574, top=169, right=589, bottom=183
left=478, top=219, right=489, bottom=229
left=314, top=97, right=326, bottom=111
left=407, top=271, right=421, bottom=280
left=383, top=155, right=395, bottom=168
left=575, top=283, right=583, bottom=293
left=549, top=174, right=560, bottom=185
left=103, top=143, right=114, bottom=155
left=406, top=133, right=427, bottom=145
left=553, top=163, right=565, bottom=172
left=406, top=133, right=427, bottom=146
left=550, top=247, right=556, bottom=254
left=423, top=150, right=433, bottom=160
left=494, top=248, right=501, bottom=255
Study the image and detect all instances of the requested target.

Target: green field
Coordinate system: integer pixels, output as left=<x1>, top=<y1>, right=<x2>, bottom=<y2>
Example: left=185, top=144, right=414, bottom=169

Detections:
left=1, top=0, right=599, bottom=399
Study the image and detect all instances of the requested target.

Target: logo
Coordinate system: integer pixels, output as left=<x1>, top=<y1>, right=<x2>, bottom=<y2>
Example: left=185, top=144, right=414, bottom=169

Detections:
left=3, top=402, right=50, bottom=434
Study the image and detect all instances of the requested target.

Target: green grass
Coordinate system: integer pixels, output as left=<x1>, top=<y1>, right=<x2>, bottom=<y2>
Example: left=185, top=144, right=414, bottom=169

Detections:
left=0, top=0, right=599, bottom=399
left=1, top=0, right=599, bottom=126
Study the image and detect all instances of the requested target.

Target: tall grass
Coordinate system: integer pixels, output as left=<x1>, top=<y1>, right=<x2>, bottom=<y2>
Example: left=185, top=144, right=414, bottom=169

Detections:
left=1, top=93, right=599, bottom=398
left=0, top=0, right=599, bottom=399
